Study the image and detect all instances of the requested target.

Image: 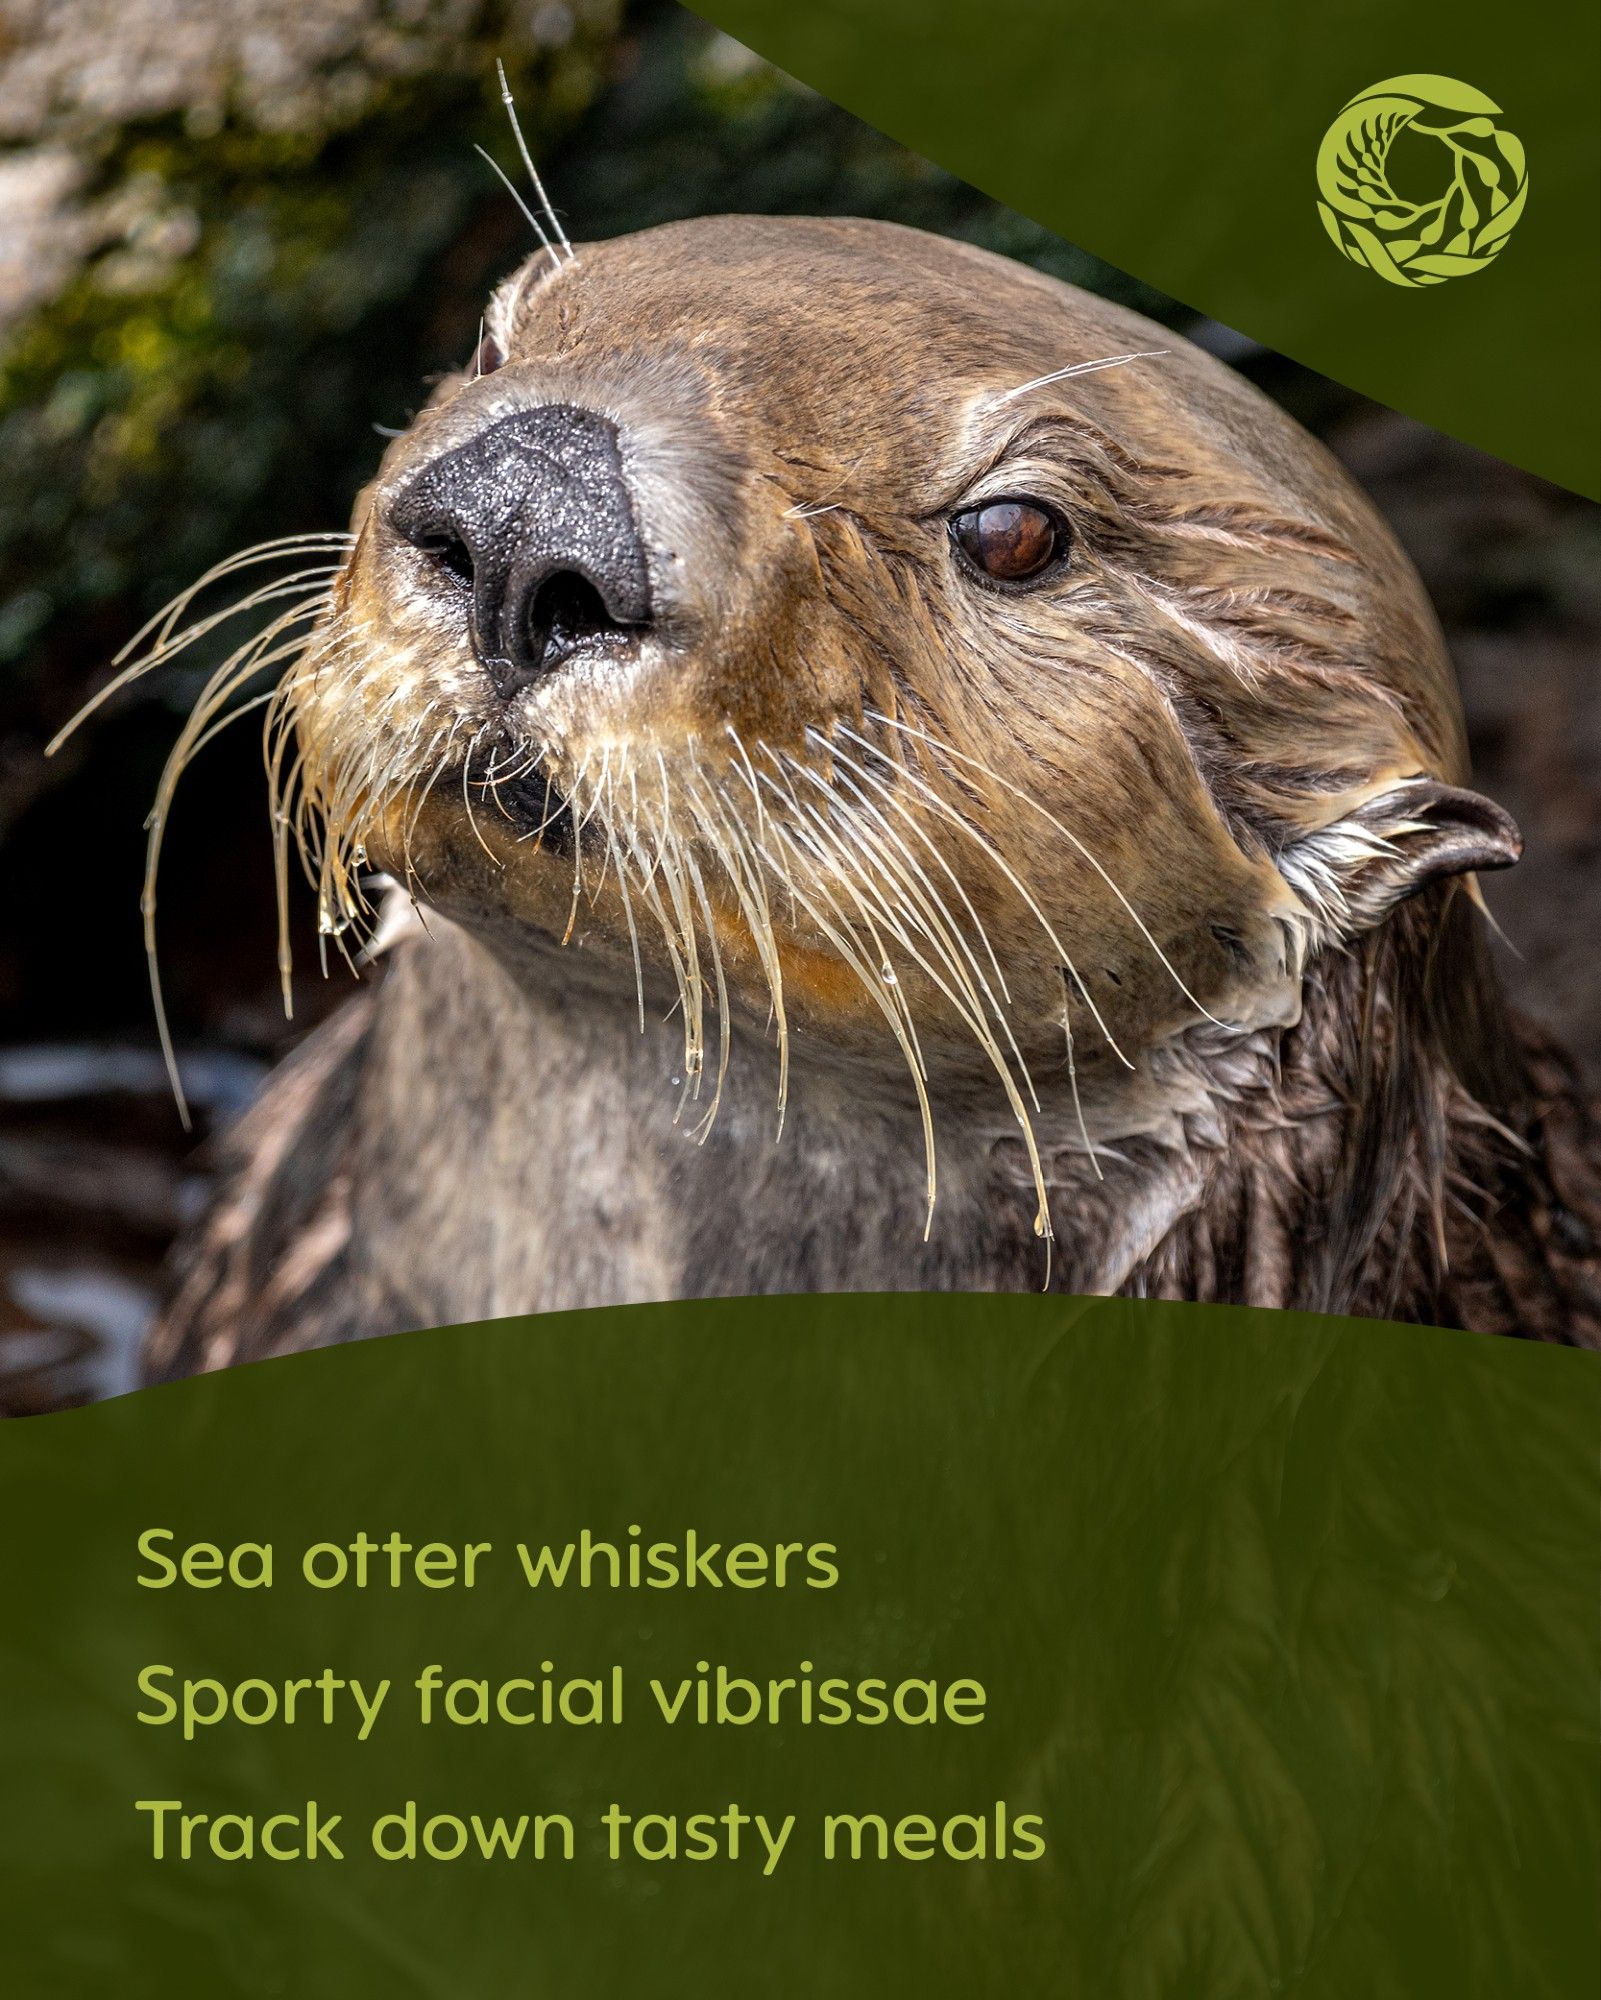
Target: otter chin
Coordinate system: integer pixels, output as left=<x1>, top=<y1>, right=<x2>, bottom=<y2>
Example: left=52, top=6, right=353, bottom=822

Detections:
left=130, top=213, right=1597, bottom=1369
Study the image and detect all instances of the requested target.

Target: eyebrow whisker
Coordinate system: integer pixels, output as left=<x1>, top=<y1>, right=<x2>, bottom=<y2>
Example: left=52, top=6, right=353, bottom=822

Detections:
left=996, top=349, right=1169, bottom=404
left=495, top=57, right=574, bottom=263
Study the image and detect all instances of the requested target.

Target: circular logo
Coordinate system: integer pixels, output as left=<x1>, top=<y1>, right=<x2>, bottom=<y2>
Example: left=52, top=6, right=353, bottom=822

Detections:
left=1316, top=73, right=1527, bottom=287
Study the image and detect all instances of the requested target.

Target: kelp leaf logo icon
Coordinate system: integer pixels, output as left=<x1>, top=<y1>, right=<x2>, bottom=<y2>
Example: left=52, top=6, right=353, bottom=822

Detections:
left=1316, top=74, right=1528, bottom=287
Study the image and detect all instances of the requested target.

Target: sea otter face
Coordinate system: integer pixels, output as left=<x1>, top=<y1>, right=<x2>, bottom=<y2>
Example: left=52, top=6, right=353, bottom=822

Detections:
left=280, top=215, right=1516, bottom=1183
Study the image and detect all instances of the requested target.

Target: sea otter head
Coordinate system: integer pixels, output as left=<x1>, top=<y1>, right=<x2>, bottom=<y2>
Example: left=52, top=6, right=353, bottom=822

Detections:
left=280, top=214, right=1518, bottom=1200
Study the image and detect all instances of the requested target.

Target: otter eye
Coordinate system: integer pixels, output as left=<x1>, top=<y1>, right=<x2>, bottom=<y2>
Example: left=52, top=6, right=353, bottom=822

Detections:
left=470, top=331, right=506, bottom=377
left=950, top=499, right=1068, bottom=584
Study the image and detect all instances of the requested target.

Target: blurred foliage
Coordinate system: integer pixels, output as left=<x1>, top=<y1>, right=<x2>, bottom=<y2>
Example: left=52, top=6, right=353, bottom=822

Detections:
left=0, top=21, right=614, bottom=717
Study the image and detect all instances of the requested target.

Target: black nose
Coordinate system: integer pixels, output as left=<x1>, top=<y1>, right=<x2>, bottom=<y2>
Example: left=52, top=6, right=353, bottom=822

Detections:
left=387, top=405, right=651, bottom=695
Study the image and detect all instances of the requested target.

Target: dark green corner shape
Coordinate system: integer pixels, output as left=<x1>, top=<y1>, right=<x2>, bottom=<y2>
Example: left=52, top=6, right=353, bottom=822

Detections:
left=686, top=0, right=1600, bottom=499
left=1, top=1294, right=1596, bottom=1997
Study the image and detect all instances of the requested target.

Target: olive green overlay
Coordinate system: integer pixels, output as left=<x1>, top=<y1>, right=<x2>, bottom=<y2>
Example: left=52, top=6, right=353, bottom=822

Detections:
left=1, top=1294, right=1596, bottom=1996
left=687, top=0, right=1600, bottom=497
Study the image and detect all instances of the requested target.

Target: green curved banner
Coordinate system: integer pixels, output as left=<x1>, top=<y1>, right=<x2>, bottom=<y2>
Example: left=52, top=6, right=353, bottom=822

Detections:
left=686, top=0, right=1600, bottom=498
left=2, top=1294, right=1596, bottom=1996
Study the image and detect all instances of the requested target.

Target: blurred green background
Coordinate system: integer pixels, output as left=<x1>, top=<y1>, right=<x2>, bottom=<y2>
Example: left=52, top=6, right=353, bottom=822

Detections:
left=0, top=0, right=1596, bottom=1410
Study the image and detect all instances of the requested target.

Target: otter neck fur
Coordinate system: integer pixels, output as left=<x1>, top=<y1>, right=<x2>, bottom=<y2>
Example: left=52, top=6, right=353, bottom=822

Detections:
left=152, top=882, right=1600, bottom=1375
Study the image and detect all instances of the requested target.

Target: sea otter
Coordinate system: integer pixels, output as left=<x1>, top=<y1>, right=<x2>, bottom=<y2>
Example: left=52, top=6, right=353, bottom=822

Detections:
left=106, top=214, right=1595, bottom=1371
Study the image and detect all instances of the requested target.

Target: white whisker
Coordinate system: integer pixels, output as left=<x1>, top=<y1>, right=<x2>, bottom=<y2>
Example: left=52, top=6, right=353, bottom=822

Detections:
left=995, top=349, right=1169, bottom=405
left=495, top=58, right=573, bottom=262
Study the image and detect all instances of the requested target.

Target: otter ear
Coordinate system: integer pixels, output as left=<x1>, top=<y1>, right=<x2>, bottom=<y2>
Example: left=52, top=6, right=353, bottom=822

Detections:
left=1281, top=778, right=1522, bottom=938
